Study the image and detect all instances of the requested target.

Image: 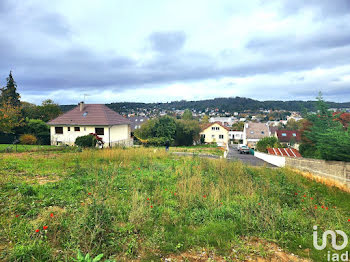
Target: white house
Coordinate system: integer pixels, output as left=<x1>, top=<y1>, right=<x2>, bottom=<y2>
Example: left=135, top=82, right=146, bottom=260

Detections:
left=228, top=130, right=244, bottom=143
left=48, top=102, right=132, bottom=147
left=209, top=117, right=235, bottom=126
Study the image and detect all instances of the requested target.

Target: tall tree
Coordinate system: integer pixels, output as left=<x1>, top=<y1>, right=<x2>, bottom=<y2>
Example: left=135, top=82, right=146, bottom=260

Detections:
left=0, top=71, right=21, bottom=107
left=201, top=115, right=209, bottom=123
left=37, top=99, right=62, bottom=122
left=0, top=100, right=23, bottom=133
left=182, top=109, right=193, bottom=120
left=154, top=115, right=176, bottom=140
left=300, top=92, right=350, bottom=161
left=174, top=119, right=200, bottom=146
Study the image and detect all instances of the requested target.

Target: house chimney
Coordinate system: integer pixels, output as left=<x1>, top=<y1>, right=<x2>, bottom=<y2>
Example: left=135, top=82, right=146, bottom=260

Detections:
left=79, top=101, right=84, bottom=111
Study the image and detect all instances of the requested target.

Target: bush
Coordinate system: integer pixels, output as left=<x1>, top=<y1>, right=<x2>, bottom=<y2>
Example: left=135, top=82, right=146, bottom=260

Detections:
left=256, top=136, right=279, bottom=152
left=19, top=134, right=37, bottom=145
left=143, top=137, right=168, bottom=146
left=75, top=134, right=97, bottom=148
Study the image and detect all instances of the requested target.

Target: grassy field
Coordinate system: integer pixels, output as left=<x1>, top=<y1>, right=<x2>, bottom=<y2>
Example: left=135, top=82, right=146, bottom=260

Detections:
left=0, top=147, right=349, bottom=261
left=0, top=144, right=76, bottom=153
left=169, top=144, right=225, bottom=156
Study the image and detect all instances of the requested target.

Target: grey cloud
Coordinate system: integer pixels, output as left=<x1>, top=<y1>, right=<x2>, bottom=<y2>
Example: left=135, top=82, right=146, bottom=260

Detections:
left=15, top=44, right=350, bottom=92
left=246, top=27, right=350, bottom=54
left=280, top=0, right=350, bottom=17
left=149, top=31, right=186, bottom=53
left=1, top=1, right=350, bottom=103
left=0, top=0, right=11, bottom=15
left=35, top=13, right=71, bottom=37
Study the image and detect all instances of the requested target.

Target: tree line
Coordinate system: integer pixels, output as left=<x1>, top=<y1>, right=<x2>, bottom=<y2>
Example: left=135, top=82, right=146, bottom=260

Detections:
left=97, top=97, right=350, bottom=114
left=0, top=71, right=61, bottom=144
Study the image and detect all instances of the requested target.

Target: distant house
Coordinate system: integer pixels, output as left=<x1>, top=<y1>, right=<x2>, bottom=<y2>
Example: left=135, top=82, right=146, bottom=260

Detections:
left=269, top=126, right=279, bottom=136
left=267, top=148, right=302, bottom=158
left=48, top=102, right=132, bottom=147
left=128, top=116, right=149, bottom=131
left=228, top=130, right=244, bottom=144
left=200, top=122, right=230, bottom=146
left=209, top=117, right=235, bottom=126
left=243, top=122, right=270, bottom=148
left=275, top=130, right=301, bottom=149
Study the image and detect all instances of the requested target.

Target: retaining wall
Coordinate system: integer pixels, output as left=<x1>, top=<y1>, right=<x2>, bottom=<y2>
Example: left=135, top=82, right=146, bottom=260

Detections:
left=254, top=151, right=286, bottom=167
left=285, top=157, right=350, bottom=190
left=254, top=152, right=350, bottom=190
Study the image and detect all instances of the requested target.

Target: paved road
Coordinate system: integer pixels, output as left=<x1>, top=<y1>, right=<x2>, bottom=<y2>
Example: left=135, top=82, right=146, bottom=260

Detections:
left=227, top=145, right=275, bottom=167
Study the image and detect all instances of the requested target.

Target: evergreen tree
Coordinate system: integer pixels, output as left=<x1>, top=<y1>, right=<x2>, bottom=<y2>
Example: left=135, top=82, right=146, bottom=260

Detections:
left=301, top=92, right=350, bottom=161
left=0, top=71, right=21, bottom=107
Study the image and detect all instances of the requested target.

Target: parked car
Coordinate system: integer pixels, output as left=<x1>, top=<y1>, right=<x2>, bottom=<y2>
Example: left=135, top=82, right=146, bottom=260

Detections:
left=237, top=144, right=245, bottom=151
left=239, top=145, right=250, bottom=154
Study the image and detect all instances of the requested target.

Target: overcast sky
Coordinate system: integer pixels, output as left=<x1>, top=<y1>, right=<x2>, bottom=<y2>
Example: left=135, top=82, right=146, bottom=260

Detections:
left=1, top=0, right=350, bottom=105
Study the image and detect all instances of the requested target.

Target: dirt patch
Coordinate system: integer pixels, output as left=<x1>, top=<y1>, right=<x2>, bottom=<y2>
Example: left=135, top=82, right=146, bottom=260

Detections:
left=26, top=175, right=61, bottom=185
left=1, top=152, right=63, bottom=159
left=163, top=238, right=310, bottom=262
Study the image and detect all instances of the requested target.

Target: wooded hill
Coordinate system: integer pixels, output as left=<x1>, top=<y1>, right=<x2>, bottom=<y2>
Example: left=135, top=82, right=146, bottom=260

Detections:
left=61, top=97, right=350, bottom=113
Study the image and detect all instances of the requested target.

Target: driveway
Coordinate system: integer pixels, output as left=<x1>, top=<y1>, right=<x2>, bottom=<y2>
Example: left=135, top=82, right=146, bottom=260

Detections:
left=227, top=145, right=275, bottom=167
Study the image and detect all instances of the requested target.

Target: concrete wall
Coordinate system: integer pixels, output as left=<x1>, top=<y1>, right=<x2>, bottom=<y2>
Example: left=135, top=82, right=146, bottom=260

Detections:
left=254, top=151, right=286, bottom=167
left=285, top=157, right=350, bottom=190
left=110, top=125, right=130, bottom=142
left=254, top=151, right=350, bottom=190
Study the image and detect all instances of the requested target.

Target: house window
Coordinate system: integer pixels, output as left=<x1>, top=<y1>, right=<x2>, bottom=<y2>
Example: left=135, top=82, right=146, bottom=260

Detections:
left=261, top=131, right=264, bottom=134
left=201, top=134, right=205, bottom=139
left=216, top=127, right=219, bottom=130
left=55, top=127, right=63, bottom=134
left=84, top=127, right=86, bottom=131
left=250, top=131, right=254, bottom=134
left=95, top=128, right=104, bottom=135
left=212, top=135, right=215, bottom=138
left=212, top=127, right=215, bottom=130
left=67, top=127, right=70, bottom=131
left=219, top=135, right=224, bottom=139
left=282, top=133, right=287, bottom=136
left=292, top=133, right=296, bottom=137
left=74, top=127, right=80, bottom=131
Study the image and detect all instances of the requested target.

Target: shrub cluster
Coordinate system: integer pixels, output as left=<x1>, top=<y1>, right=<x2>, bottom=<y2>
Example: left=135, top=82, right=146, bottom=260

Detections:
left=19, top=134, right=37, bottom=145
left=75, top=134, right=97, bottom=148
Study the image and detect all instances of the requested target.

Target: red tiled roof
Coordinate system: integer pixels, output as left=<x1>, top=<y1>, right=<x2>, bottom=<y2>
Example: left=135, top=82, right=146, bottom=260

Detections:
left=48, top=104, right=131, bottom=126
left=200, top=121, right=230, bottom=131
left=267, top=148, right=302, bottom=157
left=276, top=130, right=301, bottom=142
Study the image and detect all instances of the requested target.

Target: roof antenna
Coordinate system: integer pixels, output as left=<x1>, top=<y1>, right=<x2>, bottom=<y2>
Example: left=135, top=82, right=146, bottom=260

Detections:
left=83, top=94, right=90, bottom=103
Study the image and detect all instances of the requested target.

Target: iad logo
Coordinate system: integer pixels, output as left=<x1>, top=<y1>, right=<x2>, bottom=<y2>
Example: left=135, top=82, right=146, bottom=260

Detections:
left=313, top=226, right=349, bottom=261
